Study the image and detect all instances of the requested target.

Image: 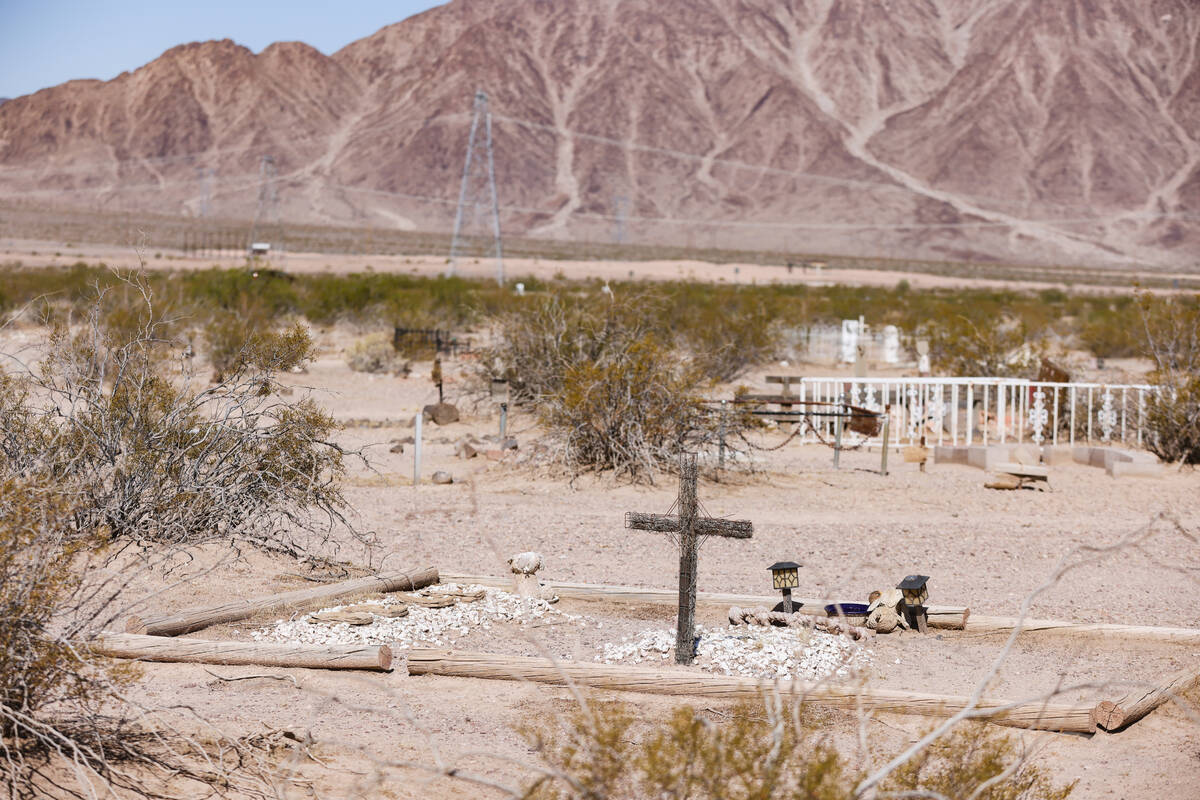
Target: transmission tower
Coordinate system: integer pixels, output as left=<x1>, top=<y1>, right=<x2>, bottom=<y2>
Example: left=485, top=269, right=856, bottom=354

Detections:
left=196, top=167, right=214, bottom=217
left=449, top=90, right=504, bottom=284
left=612, top=194, right=631, bottom=244
left=249, top=155, right=278, bottom=248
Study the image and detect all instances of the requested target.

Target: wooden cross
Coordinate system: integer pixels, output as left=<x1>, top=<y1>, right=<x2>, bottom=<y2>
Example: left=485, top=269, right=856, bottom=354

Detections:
left=625, top=453, right=753, bottom=664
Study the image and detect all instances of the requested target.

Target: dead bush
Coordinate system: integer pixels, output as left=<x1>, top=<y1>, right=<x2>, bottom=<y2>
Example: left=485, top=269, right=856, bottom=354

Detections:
left=1138, top=293, right=1200, bottom=463
left=346, top=332, right=409, bottom=375
left=203, top=301, right=310, bottom=382
left=1, top=275, right=354, bottom=557
left=0, top=471, right=289, bottom=798
left=925, top=314, right=1041, bottom=377
left=523, top=701, right=1074, bottom=800
left=483, top=295, right=737, bottom=479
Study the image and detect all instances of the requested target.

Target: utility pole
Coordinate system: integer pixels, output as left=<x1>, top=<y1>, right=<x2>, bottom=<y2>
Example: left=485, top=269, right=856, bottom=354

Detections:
left=448, top=90, right=504, bottom=285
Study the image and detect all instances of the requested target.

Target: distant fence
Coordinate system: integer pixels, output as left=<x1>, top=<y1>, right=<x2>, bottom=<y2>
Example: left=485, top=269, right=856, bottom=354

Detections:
left=392, top=327, right=469, bottom=356
left=772, top=377, right=1159, bottom=449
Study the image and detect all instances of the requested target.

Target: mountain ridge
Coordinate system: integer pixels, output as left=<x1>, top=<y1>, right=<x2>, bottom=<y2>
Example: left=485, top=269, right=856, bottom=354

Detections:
left=1, top=0, right=1196, bottom=268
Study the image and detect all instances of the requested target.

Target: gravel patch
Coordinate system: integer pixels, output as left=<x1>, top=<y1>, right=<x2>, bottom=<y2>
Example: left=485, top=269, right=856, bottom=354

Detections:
left=600, top=624, right=873, bottom=680
left=250, top=585, right=574, bottom=648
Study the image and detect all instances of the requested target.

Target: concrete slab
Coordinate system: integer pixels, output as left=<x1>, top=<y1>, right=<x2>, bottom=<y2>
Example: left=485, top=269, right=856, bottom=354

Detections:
left=968, top=445, right=1013, bottom=471
left=1108, top=460, right=1164, bottom=478
left=1042, top=445, right=1074, bottom=466
left=1011, top=444, right=1041, bottom=466
left=933, top=445, right=1012, bottom=470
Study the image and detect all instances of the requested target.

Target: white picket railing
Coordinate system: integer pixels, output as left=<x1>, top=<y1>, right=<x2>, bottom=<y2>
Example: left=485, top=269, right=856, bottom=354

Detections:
left=781, top=377, right=1159, bottom=449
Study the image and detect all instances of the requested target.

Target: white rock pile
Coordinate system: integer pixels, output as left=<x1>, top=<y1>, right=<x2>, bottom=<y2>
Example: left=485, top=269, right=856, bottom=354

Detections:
left=251, top=584, right=570, bottom=648
left=600, top=624, right=872, bottom=681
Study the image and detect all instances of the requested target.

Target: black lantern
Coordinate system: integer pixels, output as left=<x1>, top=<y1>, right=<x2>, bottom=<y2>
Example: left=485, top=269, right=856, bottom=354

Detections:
left=897, top=574, right=930, bottom=632
left=768, top=561, right=801, bottom=613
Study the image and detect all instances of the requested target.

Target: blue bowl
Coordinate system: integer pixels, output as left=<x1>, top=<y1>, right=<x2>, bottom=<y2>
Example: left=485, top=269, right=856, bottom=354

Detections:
left=825, top=603, right=869, bottom=616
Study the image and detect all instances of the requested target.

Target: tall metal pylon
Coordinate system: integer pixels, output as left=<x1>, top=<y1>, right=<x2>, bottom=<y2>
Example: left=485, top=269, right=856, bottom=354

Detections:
left=612, top=194, right=631, bottom=244
left=249, top=155, right=278, bottom=247
left=448, top=90, right=504, bottom=284
left=196, top=167, right=214, bottom=217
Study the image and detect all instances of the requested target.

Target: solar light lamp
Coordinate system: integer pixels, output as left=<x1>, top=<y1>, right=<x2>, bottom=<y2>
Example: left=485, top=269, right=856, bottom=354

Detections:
left=768, top=561, right=801, bottom=613
left=897, top=574, right=930, bottom=632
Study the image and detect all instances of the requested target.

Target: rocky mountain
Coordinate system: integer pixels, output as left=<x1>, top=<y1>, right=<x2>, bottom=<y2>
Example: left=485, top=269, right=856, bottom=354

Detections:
left=1, top=0, right=1197, bottom=268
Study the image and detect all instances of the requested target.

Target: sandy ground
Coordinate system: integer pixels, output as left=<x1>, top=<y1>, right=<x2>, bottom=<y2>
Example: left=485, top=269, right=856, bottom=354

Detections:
left=38, top=328, right=1188, bottom=800
left=0, top=236, right=1182, bottom=294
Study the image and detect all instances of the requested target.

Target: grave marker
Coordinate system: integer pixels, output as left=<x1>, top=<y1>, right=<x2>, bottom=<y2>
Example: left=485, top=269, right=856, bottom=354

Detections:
left=626, top=453, right=753, bottom=664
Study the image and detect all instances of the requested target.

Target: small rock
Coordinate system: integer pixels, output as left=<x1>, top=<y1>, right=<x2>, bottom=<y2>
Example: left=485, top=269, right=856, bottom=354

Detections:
left=501, top=437, right=519, bottom=451
left=485, top=449, right=505, bottom=461
left=455, top=440, right=479, bottom=459
left=423, top=403, right=460, bottom=426
left=396, top=435, right=415, bottom=445
left=431, top=470, right=453, bottom=484
left=389, top=442, right=405, bottom=454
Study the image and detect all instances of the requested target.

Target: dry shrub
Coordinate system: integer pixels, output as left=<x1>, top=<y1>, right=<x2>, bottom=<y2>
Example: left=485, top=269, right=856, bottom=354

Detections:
left=484, top=295, right=732, bottom=479
left=667, top=289, right=778, bottom=381
left=1138, top=293, right=1200, bottom=463
left=523, top=701, right=1074, bottom=800
left=203, top=302, right=311, bottom=382
left=925, top=314, right=1041, bottom=377
left=1, top=275, right=353, bottom=557
left=346, top=332, right=409, bottom=375
left=0, top=475, right=217, bottom=798
left=884, top=723, right=1074, bottom=800
left=546, top=336, right=712, bottom=478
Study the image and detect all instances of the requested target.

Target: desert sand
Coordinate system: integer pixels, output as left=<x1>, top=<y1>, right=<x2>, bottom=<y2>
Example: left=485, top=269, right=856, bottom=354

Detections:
left=55, top=326, right=1192, bottom=800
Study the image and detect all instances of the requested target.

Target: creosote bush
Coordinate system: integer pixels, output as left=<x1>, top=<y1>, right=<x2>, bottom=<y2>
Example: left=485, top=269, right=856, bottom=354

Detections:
left=1138, top=293, right=1200, bottom=463
left=523, top=700, right=1074, bottom=800
left=924, top=314, right=1041, bottom=377
left=1, top=275, right=353, bottom=556
left=484, top=294, right=738, bottom=479
left=346, top=332, right=410, bottom=375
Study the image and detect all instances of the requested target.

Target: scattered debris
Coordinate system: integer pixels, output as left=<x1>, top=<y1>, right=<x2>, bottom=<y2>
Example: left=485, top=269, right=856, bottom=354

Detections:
left=431, top=470, right=453, bottom=485
left=727, top=606, right=873, bottom=641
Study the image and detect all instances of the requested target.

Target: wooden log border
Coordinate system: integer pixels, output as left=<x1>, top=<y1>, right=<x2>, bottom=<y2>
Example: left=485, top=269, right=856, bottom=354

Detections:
left=126, top=566, right=439, bottom=636
left=406, top=648, right=1095, bottom=733
left=91, top=633, right=393, bottom=671
left=1091, top=665, right=1200, bottom=731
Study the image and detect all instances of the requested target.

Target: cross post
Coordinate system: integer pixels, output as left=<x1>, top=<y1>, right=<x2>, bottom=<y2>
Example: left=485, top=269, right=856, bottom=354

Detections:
left=626, top=453, right=752, bottom=664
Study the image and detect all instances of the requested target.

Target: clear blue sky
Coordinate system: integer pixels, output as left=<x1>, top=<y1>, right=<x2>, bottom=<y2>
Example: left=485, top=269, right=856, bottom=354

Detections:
left=0, top=1, right=445, bottom=99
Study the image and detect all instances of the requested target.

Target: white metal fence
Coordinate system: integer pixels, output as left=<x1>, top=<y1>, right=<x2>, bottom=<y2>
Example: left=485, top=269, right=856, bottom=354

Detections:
left=782, top=377, right=1159, bottom=449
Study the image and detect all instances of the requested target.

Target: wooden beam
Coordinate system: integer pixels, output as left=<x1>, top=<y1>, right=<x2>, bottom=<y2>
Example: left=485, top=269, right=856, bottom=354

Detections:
left=625, top=512, right=753, bottom=538
left=90, top=634, right=393, bottom=671
left=965, top=616, right=1200, bottom=645
left=1091, top=665, right=1200, bottom=731
left=126, top=566, right=439, bottom=636
left=407, top=648, right=1094, bottom=733
left=442, top=574, right=969, bottom=630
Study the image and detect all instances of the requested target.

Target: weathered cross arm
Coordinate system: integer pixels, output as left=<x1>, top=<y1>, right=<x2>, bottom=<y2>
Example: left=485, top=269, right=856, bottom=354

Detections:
left=625, top=512, right=753, bottom=538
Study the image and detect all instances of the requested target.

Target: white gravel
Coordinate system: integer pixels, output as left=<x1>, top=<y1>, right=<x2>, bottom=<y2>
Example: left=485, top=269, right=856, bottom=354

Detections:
left=250, top=584, right=572, bottom=648
left=600, top=624, right=873, bottom=681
